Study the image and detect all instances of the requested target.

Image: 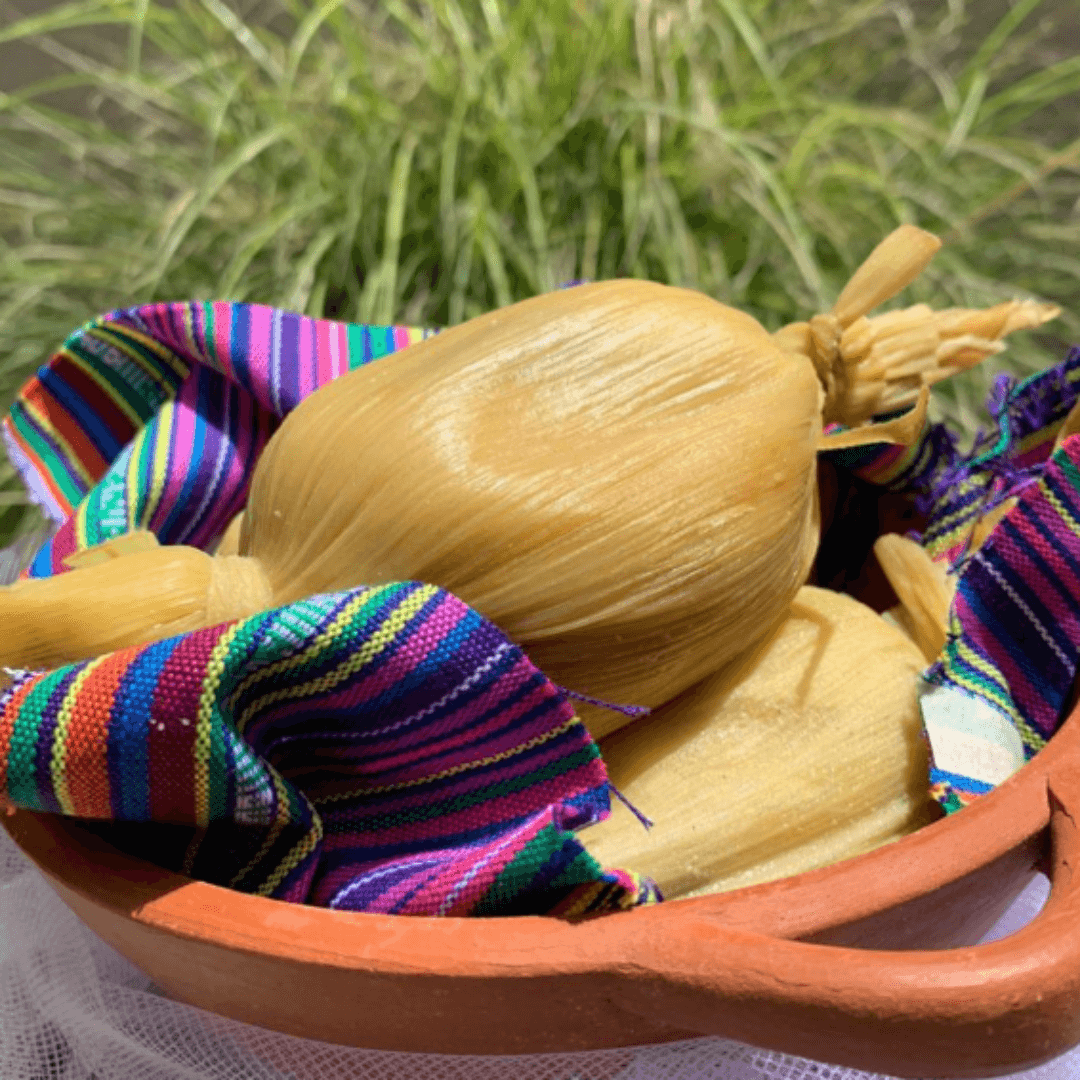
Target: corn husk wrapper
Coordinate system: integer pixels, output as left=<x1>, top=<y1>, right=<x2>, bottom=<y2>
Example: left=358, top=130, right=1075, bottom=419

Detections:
left=581, top=586, right=938, bottom=897
left=241, top=281, right=823, bottom=737
left=1, top=282, right=825, bottom=740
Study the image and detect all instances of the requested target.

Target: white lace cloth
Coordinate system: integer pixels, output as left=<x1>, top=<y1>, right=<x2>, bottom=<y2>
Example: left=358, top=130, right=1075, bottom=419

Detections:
left=0, top=821, right=1075, bottom=1080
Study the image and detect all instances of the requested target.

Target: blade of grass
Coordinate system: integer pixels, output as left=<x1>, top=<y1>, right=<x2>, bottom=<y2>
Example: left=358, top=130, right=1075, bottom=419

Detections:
left=143, top=123, right=292, bottom=294
left=504, top=130, right=553, bottom=292
left=580, top=192, right=602, bottom=282
left=197, top=0, right=284, bottom=83
left=956, top=0, right=1048, bottom=94
left=715, top=0, right=789, bottom=109
left=25, top=33, right=188, bottom=129
left=947, top=135, right=1080, bottom=240
left=440, top=88, right=470, bottom=265
left=0, top=0, right=136, bottom=45
left=471, top=183, right=512, bottom=309
left=735, top=143, right=826, bottom=308
left=128, top=0, right=150, bottom=75
left=330, top=159, right=370, bottom=318
left=283, top=0, right=349, bottom=98
left=373, top=131, right=419, bottom=325
left=976, top=54, right=1080, bottom=128
left=943, top=70, right=988, bottom=160
left=217, top=194, right=331, bottom=299
left=448, top=226, right=476, bottom=325
left=282, top=224, right=341, bottom=312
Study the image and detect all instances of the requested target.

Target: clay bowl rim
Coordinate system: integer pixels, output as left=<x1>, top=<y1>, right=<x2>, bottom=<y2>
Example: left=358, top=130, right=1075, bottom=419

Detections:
left=3, top=698, right=1066, bottom=981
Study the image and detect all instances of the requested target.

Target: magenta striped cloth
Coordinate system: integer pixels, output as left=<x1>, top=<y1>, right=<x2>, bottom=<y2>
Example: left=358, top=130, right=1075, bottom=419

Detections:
left=2, top=302, right=436, bottom=576
left=7, top=292, right=1080, bottom=908
left=0, top=297, right=662, bottom=917
left=826, top=348, right=1080, bottom=811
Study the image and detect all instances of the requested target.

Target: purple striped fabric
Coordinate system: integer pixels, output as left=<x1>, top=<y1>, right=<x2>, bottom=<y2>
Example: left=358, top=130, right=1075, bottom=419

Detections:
left=0, top=581, right=659, bottom=916
left=1, top=302, right=435, bottom=577
left=825, top=347, right=1080, bottom=810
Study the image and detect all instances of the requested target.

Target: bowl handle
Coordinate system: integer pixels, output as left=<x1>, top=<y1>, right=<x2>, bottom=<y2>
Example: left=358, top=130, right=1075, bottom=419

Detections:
left=618, top=772, right=1080, bottom=1079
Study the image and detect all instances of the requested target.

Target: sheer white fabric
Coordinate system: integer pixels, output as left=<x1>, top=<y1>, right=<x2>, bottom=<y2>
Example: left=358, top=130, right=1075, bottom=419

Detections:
left=0, top=822, right=1074, bottom=1080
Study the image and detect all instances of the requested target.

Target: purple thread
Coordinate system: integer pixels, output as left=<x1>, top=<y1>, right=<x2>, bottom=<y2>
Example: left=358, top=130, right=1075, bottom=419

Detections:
left=558, top=686, right=651, bottom=718
left=912, top=425, right=962, bottom=518
left=608, top=782, right=654, bottom=830
left=986, top=369, right=1061, bottom=446
left=913, top=363, right=1069, bottom=567
left=1023, top=377, right=1060, bottom=432
left=916, top=371, right=1056, bottom=524
left=986, top=373, right=1015, bottom=421
left=915, top=456, right=967, bottom=518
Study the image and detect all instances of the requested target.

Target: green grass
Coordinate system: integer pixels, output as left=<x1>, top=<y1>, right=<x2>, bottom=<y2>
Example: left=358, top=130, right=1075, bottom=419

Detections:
left=0, top=0, right=1078, bottom=547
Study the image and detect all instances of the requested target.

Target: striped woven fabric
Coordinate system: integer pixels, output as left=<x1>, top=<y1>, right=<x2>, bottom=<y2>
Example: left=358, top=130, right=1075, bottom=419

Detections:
left=0, top=302, right=435, bottom=577
left=825, top=347, right=1080, bottom=811
left=0, top=295, right=665, bottom=917
left=0, top=580, right=657, bottom=915
left=828, top=349, right=1080, bottom=564
left=4, top=290, right=1079, bottom=893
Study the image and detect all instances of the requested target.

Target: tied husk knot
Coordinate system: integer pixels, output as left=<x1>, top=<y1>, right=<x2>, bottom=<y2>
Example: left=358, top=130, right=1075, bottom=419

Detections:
left=775, top=225, right=1061, bottom=442
left=0, top=534, right=274, bottom=672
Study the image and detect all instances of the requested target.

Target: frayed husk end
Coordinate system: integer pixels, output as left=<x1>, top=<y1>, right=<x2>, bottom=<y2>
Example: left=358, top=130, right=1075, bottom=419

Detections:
left=775, top=224, right=1061, bottom=431
left=828, top=298, right=1060, bottom=426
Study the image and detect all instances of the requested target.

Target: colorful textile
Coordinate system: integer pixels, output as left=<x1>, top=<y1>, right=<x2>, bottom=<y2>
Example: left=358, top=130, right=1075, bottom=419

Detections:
left=1, top=303, right=435, bottom=576
left=826, top=347, right=1080, bottom=811
left=0, top=298, right=660, bottom=918
left=0, top=579, right=657, bottom=915
left=5, top=290, right=1080, bottom=902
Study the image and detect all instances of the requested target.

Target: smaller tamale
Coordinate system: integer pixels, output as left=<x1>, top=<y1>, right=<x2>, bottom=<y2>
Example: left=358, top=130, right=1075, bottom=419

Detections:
left=580, top=585, right=938, bottom=898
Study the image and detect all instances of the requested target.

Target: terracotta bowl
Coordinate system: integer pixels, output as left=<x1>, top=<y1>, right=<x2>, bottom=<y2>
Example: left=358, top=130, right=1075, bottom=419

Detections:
left=5, top=700, right=1080, bottom=1080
